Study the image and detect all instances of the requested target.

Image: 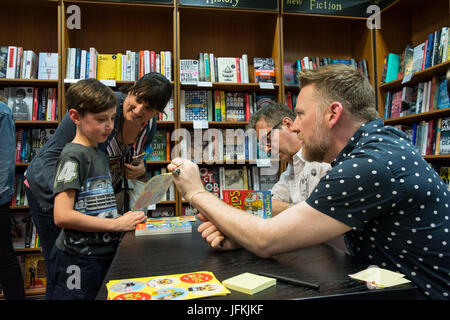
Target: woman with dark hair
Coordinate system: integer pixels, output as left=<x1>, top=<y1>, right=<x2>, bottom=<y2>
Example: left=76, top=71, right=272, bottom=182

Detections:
left=24, top=72, right=172, bottom=273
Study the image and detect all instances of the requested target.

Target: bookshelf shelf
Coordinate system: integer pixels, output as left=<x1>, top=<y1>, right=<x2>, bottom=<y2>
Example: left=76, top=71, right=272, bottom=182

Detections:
left=181, top=82, right=279, bottom=93
left=423, top=154, right=450, bottom=163
left=180, top=121, right=248, bottom=128
left=384, top=107, right=450, bottom=125
left=379, top=60, right=450, bottom=91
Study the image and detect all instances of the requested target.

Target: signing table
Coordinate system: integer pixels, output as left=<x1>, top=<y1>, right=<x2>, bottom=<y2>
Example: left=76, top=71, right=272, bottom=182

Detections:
left=97, top=222, right=416, bottom=300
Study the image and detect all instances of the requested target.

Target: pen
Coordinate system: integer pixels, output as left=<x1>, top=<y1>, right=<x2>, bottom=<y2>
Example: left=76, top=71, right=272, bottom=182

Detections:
left=257, top=272, right=320, bottom=290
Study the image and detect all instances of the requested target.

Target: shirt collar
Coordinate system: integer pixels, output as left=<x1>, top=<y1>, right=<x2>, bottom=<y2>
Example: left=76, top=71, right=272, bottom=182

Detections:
left=333, top=118, right=384, bottom=166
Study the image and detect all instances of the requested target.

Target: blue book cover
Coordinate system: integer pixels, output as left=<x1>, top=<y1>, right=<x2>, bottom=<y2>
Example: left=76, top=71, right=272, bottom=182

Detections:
left=437, top=76, right=450, bottom=109
left=385, top=53, right=400, bottom=83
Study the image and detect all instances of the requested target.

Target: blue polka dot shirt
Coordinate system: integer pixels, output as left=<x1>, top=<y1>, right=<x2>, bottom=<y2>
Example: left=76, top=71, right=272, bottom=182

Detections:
left=306, top=118, right=450, bottom=299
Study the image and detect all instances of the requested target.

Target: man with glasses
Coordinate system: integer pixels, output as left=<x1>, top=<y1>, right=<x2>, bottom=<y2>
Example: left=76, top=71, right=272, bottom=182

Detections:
left=248, top=102, right=331, bottom=216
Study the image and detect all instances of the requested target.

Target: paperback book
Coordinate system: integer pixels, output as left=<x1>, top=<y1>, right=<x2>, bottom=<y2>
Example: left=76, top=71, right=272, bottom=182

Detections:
left=222, top=190, right=272, bottom=219
left=135, top=221, right=192, bottom=236
left=106, top=271, right=230, bottom=300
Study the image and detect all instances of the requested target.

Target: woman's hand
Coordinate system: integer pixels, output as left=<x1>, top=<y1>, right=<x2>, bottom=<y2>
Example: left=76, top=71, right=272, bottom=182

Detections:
left=124, top=160, right=146, bottom=179
left=167, top=158, right=205, bottom=202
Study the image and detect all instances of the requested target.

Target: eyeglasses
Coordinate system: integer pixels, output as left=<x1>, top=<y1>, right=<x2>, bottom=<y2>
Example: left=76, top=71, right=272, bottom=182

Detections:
left=258, top=119, right=283, bottom=151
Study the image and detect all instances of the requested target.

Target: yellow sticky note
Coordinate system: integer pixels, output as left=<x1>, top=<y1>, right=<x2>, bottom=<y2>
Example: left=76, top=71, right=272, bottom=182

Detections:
left=222, top=272, right=276, bottom=295
left=349, top=267, right=411, bottom=288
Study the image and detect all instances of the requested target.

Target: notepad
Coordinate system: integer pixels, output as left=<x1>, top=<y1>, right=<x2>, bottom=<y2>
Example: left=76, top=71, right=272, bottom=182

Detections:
left=349, top=267, right=411, bottom=288
left=222, top=272, right=276, bottom=295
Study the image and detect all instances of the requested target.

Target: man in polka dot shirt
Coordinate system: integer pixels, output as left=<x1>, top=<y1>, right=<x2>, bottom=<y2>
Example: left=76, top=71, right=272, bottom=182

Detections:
left=168, top=64, right=450, bottom=299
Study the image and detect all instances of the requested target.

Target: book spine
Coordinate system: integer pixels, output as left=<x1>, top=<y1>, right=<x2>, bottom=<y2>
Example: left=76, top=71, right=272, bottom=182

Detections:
left=235, top=58, right=241, bottom=83
left=204, top=53, right=210, bottom=82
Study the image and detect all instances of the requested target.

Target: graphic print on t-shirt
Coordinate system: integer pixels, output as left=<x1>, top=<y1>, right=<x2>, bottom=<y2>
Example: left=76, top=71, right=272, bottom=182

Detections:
left=74, top=176, right=118, bottom=218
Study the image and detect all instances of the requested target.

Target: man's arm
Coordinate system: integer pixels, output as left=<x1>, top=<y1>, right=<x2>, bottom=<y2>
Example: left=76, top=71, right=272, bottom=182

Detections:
left=271, top=199, right=290, bottom=216
left=192, top=192, right=351, bottom=258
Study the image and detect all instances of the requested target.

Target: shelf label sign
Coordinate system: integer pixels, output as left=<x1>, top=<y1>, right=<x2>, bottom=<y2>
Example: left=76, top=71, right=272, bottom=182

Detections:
left=179, top=0, right=278, bottom=11
left=283, top=0, right=396, bottom=17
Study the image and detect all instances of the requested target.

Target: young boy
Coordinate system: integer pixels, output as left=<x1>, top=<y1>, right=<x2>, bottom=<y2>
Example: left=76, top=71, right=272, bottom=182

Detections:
left=47, top=79, right=146, bottom=300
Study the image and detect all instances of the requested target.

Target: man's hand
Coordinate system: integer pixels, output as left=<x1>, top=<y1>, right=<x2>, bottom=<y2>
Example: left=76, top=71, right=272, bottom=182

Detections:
left=197, top=213, right=241, bottom=251
left=167, top=158, right=205, bottom=202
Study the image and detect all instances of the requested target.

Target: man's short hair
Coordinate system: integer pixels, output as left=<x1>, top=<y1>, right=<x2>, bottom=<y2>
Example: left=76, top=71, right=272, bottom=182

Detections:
left=297, top=64, right=379, bottom=122
left=247, top=102, right=297, bottom=129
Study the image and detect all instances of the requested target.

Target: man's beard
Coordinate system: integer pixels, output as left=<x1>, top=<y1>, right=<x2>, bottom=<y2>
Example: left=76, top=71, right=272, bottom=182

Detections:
left=301, top=120, right=332, bottom=163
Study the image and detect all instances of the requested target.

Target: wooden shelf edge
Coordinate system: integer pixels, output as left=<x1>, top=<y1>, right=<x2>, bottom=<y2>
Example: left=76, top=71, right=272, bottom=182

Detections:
left=384, top=107, right=450, bottom=125
left=379, top=60, right=450, bottom=91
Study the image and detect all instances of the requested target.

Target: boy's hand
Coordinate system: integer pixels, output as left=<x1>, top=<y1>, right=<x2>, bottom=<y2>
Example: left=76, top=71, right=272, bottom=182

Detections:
left=114, top=211, right=146, bottom=232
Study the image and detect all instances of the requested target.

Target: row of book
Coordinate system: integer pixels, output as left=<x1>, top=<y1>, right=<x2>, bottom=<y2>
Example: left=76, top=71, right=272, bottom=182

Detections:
left=0, top=86, right=58, bottom=121
left=11, top=212, right=40, bottom=250
left=11, top=173, right=28, bottom=207
left=0, top=46, right=58, bottom=80
left=396, top=116, right=450, bottom=156
left=284, top=57, right=370, bottom=84
left=174, top=128, right=273, bottom=163
left=382, top=27, right=449, bottom=83
left=158, top=96, right=175, bottom=121
left=385, top=75, right=449, bottom=119
left=285, top=91, right=298, bottom=111
left=180, top=55, right=275, bottom=84
left=15, top=128, right=55, bottom=163
left=180, top=89, right=276, bottom=122
left=199, top=166, right=278, bottom=199
left=65, top=47, right=172, bottom=81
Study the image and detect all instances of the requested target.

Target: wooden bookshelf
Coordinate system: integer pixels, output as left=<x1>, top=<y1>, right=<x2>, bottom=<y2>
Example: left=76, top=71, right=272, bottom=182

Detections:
left=375, top=0, right=449, bottom=164
left=281, top=9, right=376, bottom=104
left=1, top=0, right=449, bottom=298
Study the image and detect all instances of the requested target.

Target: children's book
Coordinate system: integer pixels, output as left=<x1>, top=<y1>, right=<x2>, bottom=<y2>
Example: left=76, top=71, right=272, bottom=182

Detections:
left=145, top=215, right=197, bottom=223
left=222, top=190, right=272, bottom=219
left=135, top=220, right=192, bottom=236
left=106, top=271, right=230, bottom=300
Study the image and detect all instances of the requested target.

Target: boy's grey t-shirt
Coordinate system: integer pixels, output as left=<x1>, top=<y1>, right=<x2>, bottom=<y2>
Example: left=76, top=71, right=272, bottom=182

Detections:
left=53, top=143, right=122, bottom=257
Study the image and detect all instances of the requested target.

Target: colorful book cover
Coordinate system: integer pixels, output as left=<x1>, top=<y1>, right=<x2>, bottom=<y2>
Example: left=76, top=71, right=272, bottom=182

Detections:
left=200, top=167, right=221, bottom=197
left=145, top=215, right=197, bottom=223
left=180, top=59, right=199, bottom=84
left=222, top=190, right=272, bottom=219
left=24, top=254, right=47, bottom=290
left=148, top=130, right=167, bottom=161
left=106, top=271, right=230, bottom=300
left=96, top=54, right=117, bottom=80
left=254, top=57, right=275, bottom=83
left=135, top=221, right=192, bottom=236
left=185, top=90, right=207, bottom=120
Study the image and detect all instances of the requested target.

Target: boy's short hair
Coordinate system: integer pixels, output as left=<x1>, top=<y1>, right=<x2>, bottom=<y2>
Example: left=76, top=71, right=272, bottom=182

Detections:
left=66, top=78, right=117, bottom=116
